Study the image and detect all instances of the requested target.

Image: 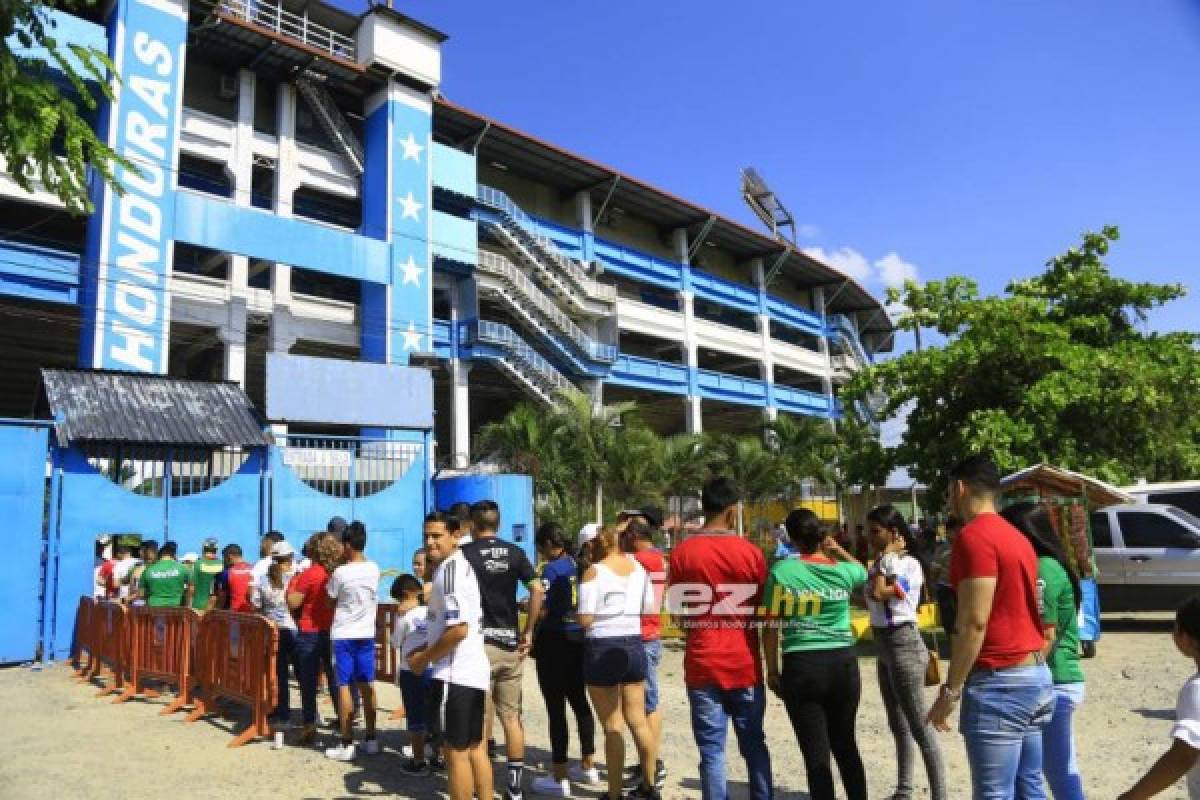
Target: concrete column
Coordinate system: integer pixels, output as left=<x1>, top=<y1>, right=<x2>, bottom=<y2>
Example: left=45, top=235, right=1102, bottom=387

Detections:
left=812, top=285, right=836, bottom=414
left=451, top=359, right=471, bottom=468
left=584, top=378, right=603, bottom=414
left=674, top=227, right=702, bottom=434
left=575, top=190, right=595, bottom=264
left=684, top=396, right=703, bottom=434
left=269, top=308, right=298, bottom=354
left=272, top=83, right=298, bottom=312
left=232, top=69, right=256, bottom=207
left=751, top=258, right=776, bottom=416
left=219, top=320, right=247, bottom=387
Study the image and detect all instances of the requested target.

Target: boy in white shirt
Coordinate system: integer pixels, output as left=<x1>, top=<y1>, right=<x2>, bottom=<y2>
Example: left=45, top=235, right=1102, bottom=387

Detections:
left=324, top=521, right=380, bottom=762
left=391, top=573, right=435, bottom=774
left=1120, top=596, right=1200, bottom=799
left=410, top=511, right=492, bottom=800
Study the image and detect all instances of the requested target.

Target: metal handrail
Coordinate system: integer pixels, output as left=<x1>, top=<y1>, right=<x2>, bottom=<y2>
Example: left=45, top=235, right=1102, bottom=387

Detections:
left=205, top=0, right=356, bottom=62
left=477, top=251, right=616, bottom=363
left=462, top=320, right=574, bottom=394
left=477, top=185, right=617, bottom=304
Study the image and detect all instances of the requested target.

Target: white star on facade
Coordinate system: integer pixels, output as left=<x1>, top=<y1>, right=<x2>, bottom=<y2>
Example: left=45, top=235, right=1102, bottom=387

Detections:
left=401, top=321, right=423, bottom=351
left=399, top=131, right=424, bottom=162
left=400, top=255, right=424, bottom=286
left=398, top=191, right=423, bottom=221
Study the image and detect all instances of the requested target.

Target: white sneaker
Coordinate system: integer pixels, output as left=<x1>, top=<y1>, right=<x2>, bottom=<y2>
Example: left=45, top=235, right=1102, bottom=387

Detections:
left=400, top=744, right=414, bottom=758
left=568, top=765, right=602, bottom=787
left=361, top=738, right=380, bottom=755
left=531, top=775, right=571, bottom=797
left=324, top=743, right=356, bottom=761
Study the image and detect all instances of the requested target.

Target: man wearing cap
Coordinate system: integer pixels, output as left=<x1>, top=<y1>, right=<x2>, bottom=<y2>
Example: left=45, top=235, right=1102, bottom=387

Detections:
left=192, top=539, right=223, bottom=611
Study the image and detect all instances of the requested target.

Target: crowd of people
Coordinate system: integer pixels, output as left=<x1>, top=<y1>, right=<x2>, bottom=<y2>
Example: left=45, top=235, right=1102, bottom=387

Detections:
left=87, top=453, right=1200, bottom=800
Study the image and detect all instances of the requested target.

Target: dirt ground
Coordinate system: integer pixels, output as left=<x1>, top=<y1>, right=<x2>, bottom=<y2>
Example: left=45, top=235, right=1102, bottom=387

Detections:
left=0, top=613, right=1190, bottom=799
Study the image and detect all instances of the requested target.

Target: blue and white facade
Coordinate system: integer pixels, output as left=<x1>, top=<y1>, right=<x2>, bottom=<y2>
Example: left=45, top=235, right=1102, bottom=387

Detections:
left=0, top=0, right=894, bottom=466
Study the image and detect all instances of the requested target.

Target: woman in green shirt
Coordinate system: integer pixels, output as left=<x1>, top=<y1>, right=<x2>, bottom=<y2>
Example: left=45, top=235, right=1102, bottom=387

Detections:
left=762, top=509, right=868, bottom=800
left=1001, top=502, right=1086, bottom=800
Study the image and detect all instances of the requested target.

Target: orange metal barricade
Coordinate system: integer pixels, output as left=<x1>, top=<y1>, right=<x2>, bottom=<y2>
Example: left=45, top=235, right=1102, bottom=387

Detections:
left=88, top=601, right=131, bottom=696
left=375, top=602, right=398, bottom=683
left=72, top=596, right=96, bottom=677
left=186, top=611, right=278, bottom=747
left=117, top=606, right=199, bottom=714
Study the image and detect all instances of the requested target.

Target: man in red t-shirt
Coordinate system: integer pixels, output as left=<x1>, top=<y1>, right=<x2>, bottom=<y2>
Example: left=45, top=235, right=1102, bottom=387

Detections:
left=214, top=543, right=255, bottom=612
left=668, top=477, right=772, bottom=800
left=618, top=506, right=668, bottom=792
left=926, top=455, right=1054, bottom=799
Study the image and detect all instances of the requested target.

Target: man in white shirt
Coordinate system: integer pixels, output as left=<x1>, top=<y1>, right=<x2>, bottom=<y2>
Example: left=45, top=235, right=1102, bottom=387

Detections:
left=251, top=530, right=284, bottom=584
left=411, top=511, right=491, bottom=800
left=323, top=521, right=380, bottom=762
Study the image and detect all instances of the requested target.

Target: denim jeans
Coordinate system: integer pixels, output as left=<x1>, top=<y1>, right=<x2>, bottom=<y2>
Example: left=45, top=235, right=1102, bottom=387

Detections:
left=960, top=664, right=1055, bottom=800
left=1042, top=683, right=1085, bottom=800
left=295, top=630, right=338, bottom=725
left=687, top=685, right=773, bottom=800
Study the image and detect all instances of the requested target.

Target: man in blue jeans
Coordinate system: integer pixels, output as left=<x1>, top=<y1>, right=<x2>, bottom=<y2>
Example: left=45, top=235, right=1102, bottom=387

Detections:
left=926, top=455, right=1055, bottom=799
left=668, top=477, right=772, bottom=799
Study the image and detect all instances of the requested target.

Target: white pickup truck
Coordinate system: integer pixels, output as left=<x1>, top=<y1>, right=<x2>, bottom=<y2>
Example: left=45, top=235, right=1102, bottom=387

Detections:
left=1092, top=504, right=1200, bottom=610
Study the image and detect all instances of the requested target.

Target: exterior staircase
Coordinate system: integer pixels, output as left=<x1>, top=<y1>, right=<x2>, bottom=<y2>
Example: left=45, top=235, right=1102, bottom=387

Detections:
left=476, top=250, right=615, bottom=375
left=459, top=319, right=573, bottom=407
left=295, top=74, right=365, bottom=175
left=476, top=185, right=616, bottom=318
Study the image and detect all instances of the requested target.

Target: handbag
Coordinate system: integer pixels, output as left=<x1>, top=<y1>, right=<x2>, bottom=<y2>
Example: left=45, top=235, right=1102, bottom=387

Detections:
left=922, top=583, right=943, bottom=687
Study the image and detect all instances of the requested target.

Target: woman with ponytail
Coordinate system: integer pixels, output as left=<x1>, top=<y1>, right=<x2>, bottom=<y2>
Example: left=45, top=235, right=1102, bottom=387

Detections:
left=1001, top=502, right=1086, bottom=800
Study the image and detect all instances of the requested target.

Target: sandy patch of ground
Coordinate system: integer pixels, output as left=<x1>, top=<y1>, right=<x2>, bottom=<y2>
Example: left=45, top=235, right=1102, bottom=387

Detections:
left=0, top=613, right=1188, bottom=799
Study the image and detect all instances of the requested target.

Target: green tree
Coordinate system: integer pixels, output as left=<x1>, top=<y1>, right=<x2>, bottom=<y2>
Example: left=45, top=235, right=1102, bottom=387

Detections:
left=847, top=226, right=1200, bottom=503
left=2, top=0, right=127, bottom=212
left=705, top=433, right=785, bottom=532
left=657, top=432, right=710, bottom=528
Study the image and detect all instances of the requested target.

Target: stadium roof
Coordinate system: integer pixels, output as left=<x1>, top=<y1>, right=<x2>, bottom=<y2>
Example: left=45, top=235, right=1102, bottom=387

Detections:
left=434, top=98, right=896, bottom=349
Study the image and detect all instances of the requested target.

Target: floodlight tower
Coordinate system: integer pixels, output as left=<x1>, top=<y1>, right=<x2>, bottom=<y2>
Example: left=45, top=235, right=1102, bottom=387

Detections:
left=741, top=167, right=797, bottom=246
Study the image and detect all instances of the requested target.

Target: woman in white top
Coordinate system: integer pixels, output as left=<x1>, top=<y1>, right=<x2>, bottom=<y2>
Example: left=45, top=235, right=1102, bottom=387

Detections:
left=250, top=540, right=299, bottom=731
left=577, top=526, right=660, bottom=800
left=865, top=505, right=946, bottom=800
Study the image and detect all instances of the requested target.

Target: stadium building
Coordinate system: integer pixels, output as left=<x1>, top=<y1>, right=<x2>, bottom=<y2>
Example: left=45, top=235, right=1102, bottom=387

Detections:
left=0, top=0, right=898, bottom=662
left=3, top=0, right=894, bottom=458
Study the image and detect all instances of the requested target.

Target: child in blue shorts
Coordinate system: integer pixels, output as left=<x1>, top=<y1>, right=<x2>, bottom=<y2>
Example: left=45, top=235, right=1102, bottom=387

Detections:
left=392, top=573, right=436, bottom=774
left=324, top=521, right=380, bottom=761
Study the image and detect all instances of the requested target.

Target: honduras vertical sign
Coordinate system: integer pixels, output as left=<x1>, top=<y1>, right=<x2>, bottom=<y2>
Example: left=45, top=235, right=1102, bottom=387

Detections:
left=361, top=83, right=432, bottom=367
left=80, top=0, right=187, bottom=373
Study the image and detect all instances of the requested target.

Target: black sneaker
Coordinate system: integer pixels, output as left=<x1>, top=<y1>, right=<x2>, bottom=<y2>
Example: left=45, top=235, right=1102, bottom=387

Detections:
left=623, top=761, right=666, bottom=792
left=487, top=739, right=499, bottom=760
left=623, top=784, right=661, bottom=800
left=399, top=758, right=429, bottom=776
left=429, top=754, right=446, bottom=772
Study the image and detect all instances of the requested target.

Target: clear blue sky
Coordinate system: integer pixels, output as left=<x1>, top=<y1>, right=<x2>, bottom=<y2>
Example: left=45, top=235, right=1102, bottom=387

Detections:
left=359, top=0, right=1200, bottom=346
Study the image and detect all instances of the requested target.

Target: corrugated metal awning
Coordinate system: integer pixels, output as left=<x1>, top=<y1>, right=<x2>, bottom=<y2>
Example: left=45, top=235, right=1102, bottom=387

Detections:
left=41, top=369, right=271, bottom=448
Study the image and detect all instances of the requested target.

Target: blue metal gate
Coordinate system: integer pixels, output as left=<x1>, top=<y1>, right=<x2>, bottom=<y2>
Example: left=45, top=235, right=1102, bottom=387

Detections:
left=270, top=433, right=431, bottom=585
left=44, top=443, right=267, bottom=660
left=0, top=421, right=51, bottom=664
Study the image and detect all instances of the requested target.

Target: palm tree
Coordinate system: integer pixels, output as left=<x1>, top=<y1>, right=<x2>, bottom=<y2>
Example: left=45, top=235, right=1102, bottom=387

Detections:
left=550, top=390, right=637, bottom=524
left=705, top=433, right=786, bottom=533
left=476, top=402, right=557, bottom=481
left=768, top=413, right=837, bottom=507
left=657, top=432, right=711, bottom=531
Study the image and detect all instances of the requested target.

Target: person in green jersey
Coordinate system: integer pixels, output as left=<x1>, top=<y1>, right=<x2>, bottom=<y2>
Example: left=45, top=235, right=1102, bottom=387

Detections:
left=1001, top=503, right=1086, bottom=800
left=140, top=541, right=192, bottom=608
left=192, top=538, right=223, bottom=611
left=762, top=508, right=868, bottom=800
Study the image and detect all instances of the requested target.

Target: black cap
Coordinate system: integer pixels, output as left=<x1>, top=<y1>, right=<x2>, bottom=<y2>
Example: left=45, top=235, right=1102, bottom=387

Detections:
left=326, top=516, right=348, bottom=535
left=638, top=505, right=664, bottom=528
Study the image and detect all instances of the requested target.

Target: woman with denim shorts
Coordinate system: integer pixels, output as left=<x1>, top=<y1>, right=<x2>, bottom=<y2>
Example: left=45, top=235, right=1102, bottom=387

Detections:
left=578, top=526, right=660, bottom=800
